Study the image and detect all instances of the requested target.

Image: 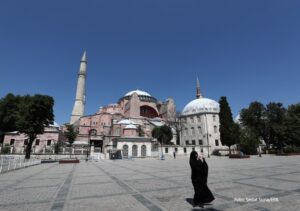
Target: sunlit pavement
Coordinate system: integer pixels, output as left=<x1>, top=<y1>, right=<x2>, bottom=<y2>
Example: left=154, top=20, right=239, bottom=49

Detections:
left=0, top=155, right=299, bottom=211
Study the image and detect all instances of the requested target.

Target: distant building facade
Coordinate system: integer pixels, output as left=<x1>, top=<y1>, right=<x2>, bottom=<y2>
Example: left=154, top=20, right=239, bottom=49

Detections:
left=3, top=123, right=61, bottom=154
left=1, top=52, right=228, bottom=158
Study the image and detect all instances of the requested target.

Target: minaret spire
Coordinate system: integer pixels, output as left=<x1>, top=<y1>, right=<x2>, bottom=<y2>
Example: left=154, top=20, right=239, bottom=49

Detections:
left=196, top=77, right=202, bottom=99
left=70, top=51, right=87, bottom=124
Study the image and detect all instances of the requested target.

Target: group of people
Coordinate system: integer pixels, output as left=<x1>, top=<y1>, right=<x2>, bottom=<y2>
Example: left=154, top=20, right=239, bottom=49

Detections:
left=189, top=151, right=215, bottom=207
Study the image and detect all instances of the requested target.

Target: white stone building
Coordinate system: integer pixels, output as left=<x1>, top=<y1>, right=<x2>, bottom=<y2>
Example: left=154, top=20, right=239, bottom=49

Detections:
left=179, top=79, right=226, bottom=156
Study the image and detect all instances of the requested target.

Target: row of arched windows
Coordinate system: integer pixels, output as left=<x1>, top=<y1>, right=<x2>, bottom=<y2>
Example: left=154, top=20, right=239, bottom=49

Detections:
left=122, top=144, right=147, bottom=157
left=184, top=125, right=218, bottom=136
left=184, top=115, right=217, bottom=123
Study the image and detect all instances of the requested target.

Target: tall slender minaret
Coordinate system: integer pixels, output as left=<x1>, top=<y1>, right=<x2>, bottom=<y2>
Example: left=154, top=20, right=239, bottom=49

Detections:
left=70, top=51, right=87, bottom=124
left=196, top=77, right=202, bottom=99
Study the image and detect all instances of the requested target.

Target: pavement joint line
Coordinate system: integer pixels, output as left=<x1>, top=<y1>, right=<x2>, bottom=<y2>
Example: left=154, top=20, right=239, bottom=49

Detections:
left=268, top=176, right=300, bottom=183
left=0, top=163, right=57, bottom=193
left=73, top=181, right=114, bottom=186
left=0, top=199, right=51, bottom=207
left=29, top=177, right=65, bottom=180
left=233, top=181, right=282, bottom=192
left=70, top=192, right=130, bottom=200
left=93, top=163, right=165, bottom=211
left=261, top=188, right=300, bottom=199
left=50, top=164, right=76, bottom=211
left=141, top=186, right=187, bottom=193
left=13, top=185, right=59, bottom=190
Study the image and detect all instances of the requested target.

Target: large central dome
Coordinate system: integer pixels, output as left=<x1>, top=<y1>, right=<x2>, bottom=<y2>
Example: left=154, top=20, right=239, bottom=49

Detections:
left=182, top=98, right=219, bottom=115
left=124, top=89, right=151, bottom=97
left=119, top=89, right=157, bottom=104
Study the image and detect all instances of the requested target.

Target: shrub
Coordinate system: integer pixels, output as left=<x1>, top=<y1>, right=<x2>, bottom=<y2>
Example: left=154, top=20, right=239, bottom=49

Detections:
left=1, top=145, right=11, bottom=154
left=212, top=149, right=221, bottom=156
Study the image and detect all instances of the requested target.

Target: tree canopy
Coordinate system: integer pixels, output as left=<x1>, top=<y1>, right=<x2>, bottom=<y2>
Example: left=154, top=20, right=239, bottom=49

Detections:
left=0, top=93, right=54, bottom=158
left=0, top=94, right=21, bottom=134
left=284, top=103, right=300, bottom=147
left=219, top=96, right=239, bottom=154
left=240, top=101, right=286, bottom=149
left=151, top=125, right=173, bottom=145
left=64, top=124, right=78, bottom=146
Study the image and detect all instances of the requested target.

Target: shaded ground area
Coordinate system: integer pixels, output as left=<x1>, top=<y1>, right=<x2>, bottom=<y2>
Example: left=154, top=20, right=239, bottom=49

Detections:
left=0, top=155, right=300, bottom=211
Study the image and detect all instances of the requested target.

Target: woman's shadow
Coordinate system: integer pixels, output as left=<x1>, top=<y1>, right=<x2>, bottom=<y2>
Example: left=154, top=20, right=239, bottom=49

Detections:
left=185, top=198, right=220, bottom=211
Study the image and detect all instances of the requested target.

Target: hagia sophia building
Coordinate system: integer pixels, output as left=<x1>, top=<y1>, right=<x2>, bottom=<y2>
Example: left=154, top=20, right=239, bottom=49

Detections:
left=3, top=52, right=226, bottom=158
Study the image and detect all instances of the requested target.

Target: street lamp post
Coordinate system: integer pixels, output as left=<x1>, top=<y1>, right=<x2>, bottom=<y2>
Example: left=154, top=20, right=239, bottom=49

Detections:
left=204, top=114, right=210, bottom=158
left=160, top=142, right=164, bottom=160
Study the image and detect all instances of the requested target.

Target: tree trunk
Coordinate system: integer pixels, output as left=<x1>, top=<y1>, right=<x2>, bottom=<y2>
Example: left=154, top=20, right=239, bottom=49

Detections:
left=25, top=138, right=34, bottom=159
left=176, top=129, right=180, bottom=145
left=229, top=146, right=231, bottom=155
left=160, top=142, right=164, bottom=159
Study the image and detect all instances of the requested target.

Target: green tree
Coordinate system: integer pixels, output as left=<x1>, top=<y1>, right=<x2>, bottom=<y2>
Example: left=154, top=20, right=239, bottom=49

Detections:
left=152, top=125, right=173, bottom=158
left=16, top=95, right=54, bottom=159
left=0, top=94, right=22, bottom=143
left=54, top=141, right=63, bottom=154
left=219, top=96, right=239, bottom=154
left=240, top=101, right=287, bottom=152
left=266, top=102, right=286, bottom=152
left=64, top=124, right=78, bottom=156
left=239, top=127, right=260, bottom=155
left=240, top=102, right=270, bottom=148
left=284, top=103, right=300, bottom=147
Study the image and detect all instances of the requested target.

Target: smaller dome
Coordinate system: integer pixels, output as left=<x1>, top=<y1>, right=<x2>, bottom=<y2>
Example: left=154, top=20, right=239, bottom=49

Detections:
left=117, top=119, right=136, bottom=125
left=125, top=89, right=151, bottom=97
left=182, top=98, right=219, bottom=115
left=125, top=124, right=137, bottom=129
left=50, top=121, right=60, bottom=127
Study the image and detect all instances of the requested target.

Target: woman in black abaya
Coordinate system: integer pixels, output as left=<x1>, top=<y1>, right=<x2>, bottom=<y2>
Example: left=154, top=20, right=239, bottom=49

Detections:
left=189, top=151, right=214, bottom=206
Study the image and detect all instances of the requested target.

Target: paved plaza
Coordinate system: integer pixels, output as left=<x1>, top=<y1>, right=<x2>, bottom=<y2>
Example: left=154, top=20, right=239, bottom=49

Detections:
left=0, top=155, right=300, bottom=211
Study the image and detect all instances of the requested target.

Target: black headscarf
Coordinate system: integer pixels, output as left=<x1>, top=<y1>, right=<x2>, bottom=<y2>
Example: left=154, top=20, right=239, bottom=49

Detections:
left=190, top=151, right=209, bottom=183
left=190, top=151, right=198, bottom=165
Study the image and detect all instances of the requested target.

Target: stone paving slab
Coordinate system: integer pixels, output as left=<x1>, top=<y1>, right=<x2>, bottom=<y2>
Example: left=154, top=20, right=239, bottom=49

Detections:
left=0, top=155, right=300, bottom=211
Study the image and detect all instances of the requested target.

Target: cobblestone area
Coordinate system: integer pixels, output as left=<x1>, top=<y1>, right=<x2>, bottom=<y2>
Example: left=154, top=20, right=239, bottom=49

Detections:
left=0, top=155, right=300, bottom=211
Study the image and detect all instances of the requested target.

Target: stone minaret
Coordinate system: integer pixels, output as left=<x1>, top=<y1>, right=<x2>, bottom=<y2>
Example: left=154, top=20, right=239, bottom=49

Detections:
left=70, top=51, right=87, bottom=124
left=196, top=77, right=202, bottom=99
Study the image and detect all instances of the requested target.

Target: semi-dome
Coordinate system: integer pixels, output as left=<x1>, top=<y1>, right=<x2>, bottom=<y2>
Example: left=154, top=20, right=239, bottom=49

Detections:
left=125, top=89, right=151, bottom=97
left=124, top=124, right=137, bottom=129
left=182, top=98, right=219, bottom=115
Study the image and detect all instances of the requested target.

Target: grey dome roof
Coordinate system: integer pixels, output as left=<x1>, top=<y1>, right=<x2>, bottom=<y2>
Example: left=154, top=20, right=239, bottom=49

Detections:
left=182, top=98, right=219, bottom=115
left=124, top=89, right=151, bottom=97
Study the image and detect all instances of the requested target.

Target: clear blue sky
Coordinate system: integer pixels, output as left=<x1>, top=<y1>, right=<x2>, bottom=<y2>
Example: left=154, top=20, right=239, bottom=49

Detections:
left=1, top=0, right=300, bottom=124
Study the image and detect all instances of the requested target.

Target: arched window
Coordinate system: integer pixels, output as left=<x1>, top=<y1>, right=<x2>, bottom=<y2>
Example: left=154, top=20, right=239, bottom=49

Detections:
left=132, top=145, right=138, bottom=157
left=123, top=145, right=128, bottom=157
left=197, top=116, right=201, bottom=123
left=140, top=106, right=159, bottom=118
left=213, top=115, right=216, bottom=122
left=141, top=145, right=146, bottom=157
left=214, top=126, right=218, bottom=133
left=191, top=127, right=195, bottom=135
left=198, top=126, right=202, bottom=134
